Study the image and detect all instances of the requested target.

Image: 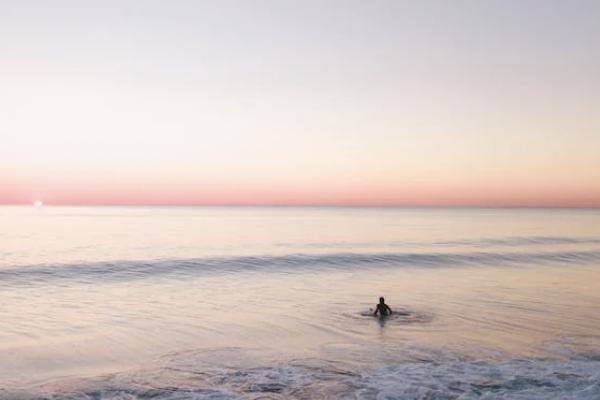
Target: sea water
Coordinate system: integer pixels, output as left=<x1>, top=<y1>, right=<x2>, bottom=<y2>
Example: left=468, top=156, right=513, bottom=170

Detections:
left=1, top=206, right=599, bottom=399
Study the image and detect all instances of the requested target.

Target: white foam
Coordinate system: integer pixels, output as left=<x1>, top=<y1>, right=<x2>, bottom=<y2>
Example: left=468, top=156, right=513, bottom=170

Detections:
left=16, top=352, right=600, bottom=400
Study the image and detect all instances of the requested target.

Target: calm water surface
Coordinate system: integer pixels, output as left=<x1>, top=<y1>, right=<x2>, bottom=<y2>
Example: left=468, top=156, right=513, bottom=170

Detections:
left=1, top=206, right=600, bottom=399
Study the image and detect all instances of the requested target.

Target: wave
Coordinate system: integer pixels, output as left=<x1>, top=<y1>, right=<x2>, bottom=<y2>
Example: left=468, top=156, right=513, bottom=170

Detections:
left=432, top=236, right=600, bottom=247
left=1, top=248, right=600, bottom=288
left=9, top=351, right=600, bottom=399
left=291, top=236, right=600, bottom=250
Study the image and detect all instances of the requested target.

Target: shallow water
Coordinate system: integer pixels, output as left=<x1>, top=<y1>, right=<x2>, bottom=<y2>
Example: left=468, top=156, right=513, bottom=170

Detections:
left=1, top=206, right=600, bottom=399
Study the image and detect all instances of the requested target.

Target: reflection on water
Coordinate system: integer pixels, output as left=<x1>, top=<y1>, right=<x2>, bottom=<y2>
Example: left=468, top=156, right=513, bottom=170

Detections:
left=1, top=206, right=600, bottom=398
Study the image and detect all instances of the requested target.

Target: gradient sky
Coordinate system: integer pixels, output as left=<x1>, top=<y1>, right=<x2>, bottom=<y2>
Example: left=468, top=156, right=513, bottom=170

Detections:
left=1, top=0, right=599, bottom=206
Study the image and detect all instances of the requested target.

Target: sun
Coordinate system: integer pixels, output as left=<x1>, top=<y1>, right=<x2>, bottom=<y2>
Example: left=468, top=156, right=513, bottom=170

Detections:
left=33, top=200, right=43, bottom=207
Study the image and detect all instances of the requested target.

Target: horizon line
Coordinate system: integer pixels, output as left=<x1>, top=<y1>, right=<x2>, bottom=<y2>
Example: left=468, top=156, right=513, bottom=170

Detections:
left=1, top=202, right=599, bottom=210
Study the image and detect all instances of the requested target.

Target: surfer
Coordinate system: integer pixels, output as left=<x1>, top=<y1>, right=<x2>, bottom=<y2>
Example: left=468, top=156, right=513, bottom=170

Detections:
left=373, top=297, right=392, bottom=317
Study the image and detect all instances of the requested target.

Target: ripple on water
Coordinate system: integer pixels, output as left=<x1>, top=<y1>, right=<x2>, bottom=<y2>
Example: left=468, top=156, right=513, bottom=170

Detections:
left=354, top=308, right=434, bottom=325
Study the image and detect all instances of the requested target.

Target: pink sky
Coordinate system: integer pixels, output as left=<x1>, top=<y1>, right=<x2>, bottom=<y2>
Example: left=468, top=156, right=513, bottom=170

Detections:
left=3, top=171, right=599, bottom=207
left=1, top=1, right=599, bottom=207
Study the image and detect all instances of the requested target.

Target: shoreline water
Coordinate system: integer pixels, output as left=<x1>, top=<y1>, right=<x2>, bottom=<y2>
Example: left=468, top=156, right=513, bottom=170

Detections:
left=1, top=207, right=600, bottom=398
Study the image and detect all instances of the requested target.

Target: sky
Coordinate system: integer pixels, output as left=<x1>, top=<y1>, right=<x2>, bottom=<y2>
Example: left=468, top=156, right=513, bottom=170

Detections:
left=1, top=0, right=599, bottom=207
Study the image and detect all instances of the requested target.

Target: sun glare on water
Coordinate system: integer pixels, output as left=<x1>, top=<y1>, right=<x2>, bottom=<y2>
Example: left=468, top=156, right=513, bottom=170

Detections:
left=33, top=201, right=43, bottom=207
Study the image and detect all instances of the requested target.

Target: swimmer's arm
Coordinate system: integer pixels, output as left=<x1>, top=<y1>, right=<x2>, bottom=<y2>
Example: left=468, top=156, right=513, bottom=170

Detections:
left=386, top=305, right=393, bottom=314
left=373, top=305, right=379, bottom=316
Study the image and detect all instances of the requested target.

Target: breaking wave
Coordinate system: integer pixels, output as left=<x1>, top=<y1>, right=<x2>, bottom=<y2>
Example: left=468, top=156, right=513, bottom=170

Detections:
left=8, top=350, right=600, bottom=400
left=1, top=248, right=600, bottom=287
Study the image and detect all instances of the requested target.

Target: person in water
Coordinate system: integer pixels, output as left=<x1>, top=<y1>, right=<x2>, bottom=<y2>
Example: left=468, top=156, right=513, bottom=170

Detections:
left=373, top=297, right=392, bottom=317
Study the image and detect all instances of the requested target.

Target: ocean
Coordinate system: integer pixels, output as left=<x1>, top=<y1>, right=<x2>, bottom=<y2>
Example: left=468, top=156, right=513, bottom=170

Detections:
left=1, top=206, right=600, bottom=399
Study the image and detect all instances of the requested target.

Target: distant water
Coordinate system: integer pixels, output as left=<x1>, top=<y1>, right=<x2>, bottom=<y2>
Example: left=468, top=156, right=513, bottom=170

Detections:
left=1, top=206, right=600, bottom=399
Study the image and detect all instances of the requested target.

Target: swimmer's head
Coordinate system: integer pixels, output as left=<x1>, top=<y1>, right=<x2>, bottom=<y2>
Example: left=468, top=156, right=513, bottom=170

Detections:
left=379, top=297, right=385, bottom=304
